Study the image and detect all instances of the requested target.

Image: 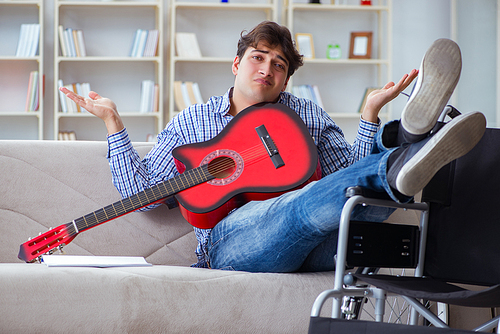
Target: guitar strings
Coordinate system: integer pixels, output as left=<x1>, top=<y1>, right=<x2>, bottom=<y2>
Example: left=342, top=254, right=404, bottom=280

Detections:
left=74, top=143, right=273, bottom=231
left=201, top=144, right=269, bottom=178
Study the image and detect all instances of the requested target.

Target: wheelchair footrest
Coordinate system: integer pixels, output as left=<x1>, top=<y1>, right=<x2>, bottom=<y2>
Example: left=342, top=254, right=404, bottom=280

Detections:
left=347, top=221, right=419, bottom=268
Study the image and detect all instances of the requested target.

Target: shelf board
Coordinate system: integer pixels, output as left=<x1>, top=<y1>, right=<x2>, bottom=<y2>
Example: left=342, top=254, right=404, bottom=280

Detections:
left=0, top=0, right=41, bottom=5
left=56, top=112, right=161, bottom=118
left=57, top=0, right=159, bottom=7
left=289, top=4, right=389, bottom=12
left=173, top=56, right=233, bottom=63
left=0, top=111, right=41, bottom=117
left=0, top=56, right=40, bottom=61
left=174, top=2, right=274, bottom=10
left=57, top=56, right=161, bottom=62
left=173, top=57, right=388, bottom=65
left=304, top=58, right=389, bottom=65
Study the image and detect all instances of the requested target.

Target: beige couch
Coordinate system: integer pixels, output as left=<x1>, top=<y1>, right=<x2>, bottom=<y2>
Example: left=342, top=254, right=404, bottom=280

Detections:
left=0, top=140, right=337, bottom=333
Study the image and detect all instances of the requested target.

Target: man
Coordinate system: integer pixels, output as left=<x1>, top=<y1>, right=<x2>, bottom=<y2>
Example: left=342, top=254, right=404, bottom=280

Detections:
left=61, top=21, right=485, bottom=273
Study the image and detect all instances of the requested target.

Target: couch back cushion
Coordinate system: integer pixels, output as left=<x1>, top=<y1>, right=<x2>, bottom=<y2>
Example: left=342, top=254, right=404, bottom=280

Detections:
left=0, top=140, right=197, bottom=265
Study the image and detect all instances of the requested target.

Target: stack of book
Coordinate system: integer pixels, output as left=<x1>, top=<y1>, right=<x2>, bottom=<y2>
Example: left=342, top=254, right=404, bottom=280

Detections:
left=58, top=131, right=77, bottom=141
left=58, top=25, right=87, bottom=57
left=175, top=32, right=202, bottom=58
left=140, top=80, right=159, bottom=113
left=292, top=84, right=324, bottom=109
left=129, top=29, right=159, bottom=57
left=173, top=81, right=204, bottom=111
left=58, top=80, right=91, bottom=113
left=16, top=24, right=40, bottom=57
left=25, top=71, right=39, bottom=112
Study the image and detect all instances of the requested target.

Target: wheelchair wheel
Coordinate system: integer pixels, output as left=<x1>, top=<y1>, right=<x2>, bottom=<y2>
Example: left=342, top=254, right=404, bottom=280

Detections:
left=343, top=267, right=448, bottom=325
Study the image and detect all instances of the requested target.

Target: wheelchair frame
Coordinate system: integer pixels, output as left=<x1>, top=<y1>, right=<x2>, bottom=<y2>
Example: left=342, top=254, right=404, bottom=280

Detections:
left=311, top=192, right=500, bottom=332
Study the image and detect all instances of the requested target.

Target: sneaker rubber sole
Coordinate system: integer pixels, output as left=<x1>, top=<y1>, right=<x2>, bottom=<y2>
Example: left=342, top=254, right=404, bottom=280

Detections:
left=396, top=112, right=486, bottom=197
left=401, top=39, right=462, bottom=135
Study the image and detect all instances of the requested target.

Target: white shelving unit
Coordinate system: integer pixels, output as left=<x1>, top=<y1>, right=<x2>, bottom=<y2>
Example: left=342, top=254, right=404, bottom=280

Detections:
left=168, top=0, right=278, bottom=121
left=54, top=0, right=164, bottom=141
left=285, top=0, right=392, bottom=140
left=0, top=0, right=43, bottom=140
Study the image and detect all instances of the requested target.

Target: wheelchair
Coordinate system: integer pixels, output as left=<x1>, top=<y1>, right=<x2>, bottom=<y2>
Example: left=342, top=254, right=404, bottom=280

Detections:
left=310, top=107, right=500, bottom=333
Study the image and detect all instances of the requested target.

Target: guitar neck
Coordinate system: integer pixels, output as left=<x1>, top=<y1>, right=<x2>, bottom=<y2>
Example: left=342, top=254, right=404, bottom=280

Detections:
left=73, top=165, right=214, bottom=233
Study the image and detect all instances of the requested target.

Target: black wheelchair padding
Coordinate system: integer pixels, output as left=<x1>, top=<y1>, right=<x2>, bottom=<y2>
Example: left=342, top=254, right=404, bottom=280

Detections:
left=422, top=128, right=500, bottom=286
left=309, top=317, right=482, bottom=334
left=346, top=221, right=419, bottom=269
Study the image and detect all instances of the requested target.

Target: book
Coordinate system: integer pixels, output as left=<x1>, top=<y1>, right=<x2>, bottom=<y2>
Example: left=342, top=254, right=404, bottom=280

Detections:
left=58, top=26, right=87, bottom=57
left=76, top=30, right=87, bottom=57
left=153, top=83, right=159, bottom=112
left=192, top=82, right=204, bottom=104
left=358, top=87, right=378, bottom=113
left=58, top=80, right=68, bottom=113
left=175, top=32, right=202, bottom=58
left=25, top=71, right=39, bottom=112
left=41, top=255, right=152, bottom=268
left=292, top=84, right=324, bottom=109
left=173, top=81, right=187, bottom=111
left=180, top=81, right=192, bottom=109
left=129, top=29, right=142, bottom=57
left=144, top=29, right=159, bottom=57
left=58, top=25, right=68, bottom=57
left=58, top=80, right=92, bottom=113
left=185, top=82, right=197, bottom=106
left=140, top=80, right=156, bottom=113
left=16, top=24, right=40, bottom=57
left=66, top=28, right=76, bottom=57
left=58, top=131, right=77, bottom=141
left=136, top=30, right=148, bottom=58
left=129, top=29, right=158, bottom=57
left=173, top=81, right=204, bottom=111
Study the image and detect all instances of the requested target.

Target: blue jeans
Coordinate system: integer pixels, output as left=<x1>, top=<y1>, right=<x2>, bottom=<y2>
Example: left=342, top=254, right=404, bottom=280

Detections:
left=207, top=121, right=411, bottom=272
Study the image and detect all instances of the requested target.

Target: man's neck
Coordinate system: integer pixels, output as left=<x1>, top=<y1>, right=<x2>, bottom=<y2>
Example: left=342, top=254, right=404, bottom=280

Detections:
left=228, top=91, right=282, bottom=117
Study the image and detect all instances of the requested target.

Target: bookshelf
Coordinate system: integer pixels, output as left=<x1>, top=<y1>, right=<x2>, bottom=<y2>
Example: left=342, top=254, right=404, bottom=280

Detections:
left=0, top=0, right=43, bottom=140
left=168, top=0, right=279, bottom=121
left=53, top=0, right=164, bottom=141
left=284, top=0, right=392, bottom=141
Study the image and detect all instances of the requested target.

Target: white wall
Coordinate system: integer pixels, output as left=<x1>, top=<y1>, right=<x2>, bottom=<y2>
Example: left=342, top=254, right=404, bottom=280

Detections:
left=391, top=0, right=452, bottom=119
left=5, top=0, right=497, bottom=140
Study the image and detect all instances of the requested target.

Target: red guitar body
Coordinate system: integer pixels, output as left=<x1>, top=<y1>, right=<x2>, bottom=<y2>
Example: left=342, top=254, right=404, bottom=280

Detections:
left=172, top=103, right=321, bottom=229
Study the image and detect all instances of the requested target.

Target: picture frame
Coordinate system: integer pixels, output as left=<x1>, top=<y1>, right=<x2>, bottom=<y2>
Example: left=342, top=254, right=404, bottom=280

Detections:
left=295, top=33, right=315, bottom=59
left=349, top=31, right=373, bottom=59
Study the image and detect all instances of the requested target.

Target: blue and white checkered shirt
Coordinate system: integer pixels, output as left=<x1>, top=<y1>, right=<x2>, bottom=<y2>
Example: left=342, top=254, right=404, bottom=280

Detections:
left=107, top=88, right=380, bottom=268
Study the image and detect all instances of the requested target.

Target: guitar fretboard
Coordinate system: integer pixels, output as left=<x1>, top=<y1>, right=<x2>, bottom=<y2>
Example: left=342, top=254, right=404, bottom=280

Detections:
left=65, top=165, right=214, bottom=235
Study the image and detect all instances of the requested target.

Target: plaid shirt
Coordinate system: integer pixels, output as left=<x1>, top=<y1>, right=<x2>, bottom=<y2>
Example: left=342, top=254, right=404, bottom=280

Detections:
left=107, top=88, right=380, bottom=268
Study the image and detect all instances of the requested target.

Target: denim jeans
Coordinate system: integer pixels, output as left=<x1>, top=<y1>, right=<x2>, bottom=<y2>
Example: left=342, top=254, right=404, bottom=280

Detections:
left=207, top=121, right=411, bottom=272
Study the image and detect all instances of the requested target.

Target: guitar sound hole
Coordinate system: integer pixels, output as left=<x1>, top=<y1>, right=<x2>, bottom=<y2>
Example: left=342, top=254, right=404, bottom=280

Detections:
left=207, top=156, right=236, bottom=179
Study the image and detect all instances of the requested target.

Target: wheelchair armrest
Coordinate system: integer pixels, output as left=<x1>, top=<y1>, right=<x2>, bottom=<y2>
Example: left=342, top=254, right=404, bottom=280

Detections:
left=346, top=186, right=414, bottom=203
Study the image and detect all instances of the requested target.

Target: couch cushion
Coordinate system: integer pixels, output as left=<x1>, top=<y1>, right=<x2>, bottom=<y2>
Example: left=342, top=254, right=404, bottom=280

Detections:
left=0, top=140, right=197, bottom=265
left=0, top=263, right=335, bottom=333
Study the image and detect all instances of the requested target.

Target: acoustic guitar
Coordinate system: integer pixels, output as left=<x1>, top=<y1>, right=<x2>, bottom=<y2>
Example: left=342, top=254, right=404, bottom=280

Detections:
left=18, top=103, right=321, bottom=263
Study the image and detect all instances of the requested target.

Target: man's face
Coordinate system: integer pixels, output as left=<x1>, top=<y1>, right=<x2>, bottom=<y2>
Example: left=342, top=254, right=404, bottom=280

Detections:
left=231, top=42, right=290, bottom=109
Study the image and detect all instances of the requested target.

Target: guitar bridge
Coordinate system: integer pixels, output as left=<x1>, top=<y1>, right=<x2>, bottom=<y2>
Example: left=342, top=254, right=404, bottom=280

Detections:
left=255, top=125, right=285, bottom=169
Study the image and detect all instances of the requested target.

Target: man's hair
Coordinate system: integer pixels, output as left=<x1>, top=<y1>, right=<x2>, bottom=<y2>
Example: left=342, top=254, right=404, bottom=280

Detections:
left=236, top=21, right=304, bottom=78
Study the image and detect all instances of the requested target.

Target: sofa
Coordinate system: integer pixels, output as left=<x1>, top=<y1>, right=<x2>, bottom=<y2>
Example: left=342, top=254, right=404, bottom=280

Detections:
left=2, top=140, right=492, bottom=333
left=0, top=139, right=339, bottom=333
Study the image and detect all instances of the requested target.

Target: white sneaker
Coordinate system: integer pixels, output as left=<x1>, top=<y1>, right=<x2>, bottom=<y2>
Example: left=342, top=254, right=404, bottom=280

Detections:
left=401, top=39, right=462, bottom=136
left=392, top=112, right=486, bottom=197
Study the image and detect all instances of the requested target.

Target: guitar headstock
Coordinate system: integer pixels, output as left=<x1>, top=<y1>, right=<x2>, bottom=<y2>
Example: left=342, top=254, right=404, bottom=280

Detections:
left=18, top=224, right=76, bottom=263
